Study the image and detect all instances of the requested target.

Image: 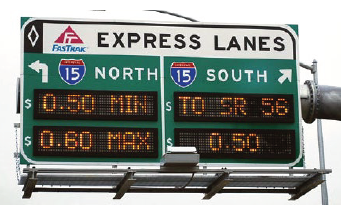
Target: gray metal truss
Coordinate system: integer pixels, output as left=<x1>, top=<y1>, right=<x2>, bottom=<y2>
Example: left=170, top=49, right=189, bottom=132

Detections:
left=19, top=167, right=331, bottom=200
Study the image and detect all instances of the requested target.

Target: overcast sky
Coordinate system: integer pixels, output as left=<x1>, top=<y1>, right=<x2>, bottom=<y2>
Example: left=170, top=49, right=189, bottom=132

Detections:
left=1, top=1, right=341, bottom=204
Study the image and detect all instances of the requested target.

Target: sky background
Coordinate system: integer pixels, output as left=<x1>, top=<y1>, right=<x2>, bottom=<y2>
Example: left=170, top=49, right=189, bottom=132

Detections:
left=1, top=0, right=341, bottom=204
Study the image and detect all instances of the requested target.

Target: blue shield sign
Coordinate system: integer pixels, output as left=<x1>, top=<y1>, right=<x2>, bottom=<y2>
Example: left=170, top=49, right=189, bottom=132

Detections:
left=170, top=62, right=197, bottom=88
left=59, top=59, right=86, bottom=85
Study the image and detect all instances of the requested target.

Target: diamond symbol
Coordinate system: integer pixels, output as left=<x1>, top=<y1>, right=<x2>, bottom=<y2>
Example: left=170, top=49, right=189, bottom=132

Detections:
left=28, top=25, right=39, bottom=47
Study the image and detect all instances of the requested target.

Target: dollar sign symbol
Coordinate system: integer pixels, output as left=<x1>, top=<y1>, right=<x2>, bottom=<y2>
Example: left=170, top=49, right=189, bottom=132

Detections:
left=167, top=138, right=173, bottom=147
left=25, top=99, right=32, bottom=109
left=25, top=136, right=32, bottom=147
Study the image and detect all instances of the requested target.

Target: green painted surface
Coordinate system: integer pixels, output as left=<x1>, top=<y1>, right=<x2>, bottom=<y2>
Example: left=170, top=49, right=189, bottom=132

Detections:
left=21, top=18, right=302, bottom=166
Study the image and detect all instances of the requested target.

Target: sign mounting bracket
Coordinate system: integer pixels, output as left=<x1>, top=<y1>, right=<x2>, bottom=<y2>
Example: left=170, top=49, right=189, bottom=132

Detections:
left=290, top=172, right=325, bottom=200
left=203, top=171, right=230, bottom=199
left=113, top=171, right=136, bottom=199
left=22, top=167, right=38, bottom=199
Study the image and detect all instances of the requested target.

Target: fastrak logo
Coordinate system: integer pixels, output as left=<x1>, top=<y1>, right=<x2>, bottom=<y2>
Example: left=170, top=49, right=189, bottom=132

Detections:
left=52, top=26, right=86, bottom=53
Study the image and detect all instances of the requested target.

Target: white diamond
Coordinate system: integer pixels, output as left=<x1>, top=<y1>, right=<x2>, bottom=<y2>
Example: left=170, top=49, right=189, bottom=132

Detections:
left=28, top=25, right=39, bottom=47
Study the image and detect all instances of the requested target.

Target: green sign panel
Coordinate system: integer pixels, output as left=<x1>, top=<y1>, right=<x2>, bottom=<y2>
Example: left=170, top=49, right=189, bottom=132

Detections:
left=20, top=18, right=302, bottom=166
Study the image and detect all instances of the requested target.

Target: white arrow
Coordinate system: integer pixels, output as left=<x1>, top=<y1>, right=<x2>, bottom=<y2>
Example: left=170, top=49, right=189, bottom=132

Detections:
left=278, top=69, right=292, bottom=84
left=28, top=60, right=49, bottom=83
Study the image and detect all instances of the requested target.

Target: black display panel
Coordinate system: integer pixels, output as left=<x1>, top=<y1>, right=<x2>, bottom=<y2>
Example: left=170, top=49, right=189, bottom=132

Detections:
left=33, top=126, right=158, bottom=158
left=34, top=89, right=158, bottom=121
left=174, top=92, right=294, bottom=123
left=174, top=128, right=295, bottom=159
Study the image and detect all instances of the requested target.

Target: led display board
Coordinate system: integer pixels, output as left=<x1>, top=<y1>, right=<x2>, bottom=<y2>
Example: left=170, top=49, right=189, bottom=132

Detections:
left=21, top=17, right=301, bottom=166
left=34, top=89, right=158, bottom=121
left=174, top=128, right=295, bottom=159
left=34, top=126, right=158, bottom=158
left=174, top=92, right=294, bottom=123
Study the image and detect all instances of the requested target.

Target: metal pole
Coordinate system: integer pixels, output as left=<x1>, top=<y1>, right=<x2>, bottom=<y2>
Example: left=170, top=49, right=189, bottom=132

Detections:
left=312, top=60, right=328, bottom=205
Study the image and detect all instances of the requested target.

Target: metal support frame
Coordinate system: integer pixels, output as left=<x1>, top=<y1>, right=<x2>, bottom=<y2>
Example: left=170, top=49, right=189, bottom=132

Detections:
left=203, top=171, right=230, bottom=199
left=113, top=171, right=136, bottom=199
left=19, top=167, right=331, bottom=200
left=300, top=60, right=329, bottom=205
left=290, top=173, right=324, bottom=200
left=22, top=167, right=37, bottom=199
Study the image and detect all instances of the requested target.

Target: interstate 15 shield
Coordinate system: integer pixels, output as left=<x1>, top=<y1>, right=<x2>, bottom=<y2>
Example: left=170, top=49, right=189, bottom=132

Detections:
left=58, top=59, right=86, bottom=85
left=170, top=62, right=197, bottom=88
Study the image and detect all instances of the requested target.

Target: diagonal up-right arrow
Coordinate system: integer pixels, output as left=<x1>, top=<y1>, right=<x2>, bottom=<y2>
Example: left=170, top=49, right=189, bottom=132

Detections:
left=278, top=69, right=292, bottom=84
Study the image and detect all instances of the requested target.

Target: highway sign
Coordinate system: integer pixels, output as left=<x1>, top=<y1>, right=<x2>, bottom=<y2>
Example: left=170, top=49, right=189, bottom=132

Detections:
left=21, top=17, right=301, bottom=166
